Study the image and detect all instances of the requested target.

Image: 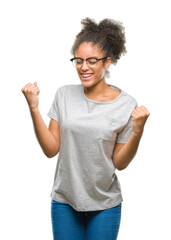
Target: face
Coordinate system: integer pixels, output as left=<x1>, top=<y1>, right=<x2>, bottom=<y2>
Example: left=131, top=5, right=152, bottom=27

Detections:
left=75, top=42, right=111, bottom=87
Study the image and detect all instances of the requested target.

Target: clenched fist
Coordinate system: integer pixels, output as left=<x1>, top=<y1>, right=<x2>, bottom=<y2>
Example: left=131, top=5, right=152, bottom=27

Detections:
left=131, top=106, right=150, bottom=136
left=21, top=82, right=40, bottom=111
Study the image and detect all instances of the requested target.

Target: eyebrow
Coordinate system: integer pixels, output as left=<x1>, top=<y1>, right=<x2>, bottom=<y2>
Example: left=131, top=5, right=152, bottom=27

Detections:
left=75, top=56, right=99, bottom=59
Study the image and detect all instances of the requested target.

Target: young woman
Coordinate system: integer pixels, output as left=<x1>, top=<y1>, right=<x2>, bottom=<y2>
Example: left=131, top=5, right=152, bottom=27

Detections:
left=21, top=18, right=150, bottom=240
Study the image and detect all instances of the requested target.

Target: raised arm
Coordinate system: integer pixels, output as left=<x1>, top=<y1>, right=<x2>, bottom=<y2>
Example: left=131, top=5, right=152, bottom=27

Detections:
left=21, top=82, right=60, bottom=158
left=113, top=106, right=150, bottom=170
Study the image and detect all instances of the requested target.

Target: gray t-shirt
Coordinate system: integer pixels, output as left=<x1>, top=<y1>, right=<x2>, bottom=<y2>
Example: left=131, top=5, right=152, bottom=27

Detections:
left=47, top=83, right=137, bottom=212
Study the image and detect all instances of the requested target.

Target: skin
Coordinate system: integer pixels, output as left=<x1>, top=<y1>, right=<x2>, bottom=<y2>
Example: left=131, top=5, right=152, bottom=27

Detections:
left=75, top=42, right=120, bottom=101
left=113, top=106, right=150, bottom=170
left=21, top=82, right=60, bottom=158
left=75, top=42, right=150, bottom=170
left=21, top=42, right=150, bottom=170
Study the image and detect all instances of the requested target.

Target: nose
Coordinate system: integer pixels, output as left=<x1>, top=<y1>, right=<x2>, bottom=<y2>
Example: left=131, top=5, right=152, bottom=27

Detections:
left=81, top=60, right=89, bottom=71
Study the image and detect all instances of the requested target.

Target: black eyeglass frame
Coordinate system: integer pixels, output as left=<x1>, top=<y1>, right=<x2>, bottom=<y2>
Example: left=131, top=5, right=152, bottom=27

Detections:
left=70, top=57, right=109, bottom=66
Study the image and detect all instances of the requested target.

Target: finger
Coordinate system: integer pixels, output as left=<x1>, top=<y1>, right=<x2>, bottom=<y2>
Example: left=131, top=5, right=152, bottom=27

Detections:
left=32, top=90, right=39, bottom=95
left=132, top=108, right=139, bottom=115
left=132, top=108, right=145, bottom=119
left=21, top=83, right=34, bottom=92
left=140, top=106, right=150, bottom=116
left=22, top=83, right=32, bottom=89
left=27, top=86, right=39, bottom=91
left=137, top=107, right=147, bottom=116
left=23, top=88, right=36, bottom=95
left=131, top=111, right=138, bottom=118
left=34, top=89, right=40, bottom=95
left=21, top=83, right=31, bottom=92
left=33, top=88, right=40, bottom=95
left=136, top=106, right=150, bottom=117
left=135, top=106, right=148, bottom=117
left=135, top=106, right=144, bottom=112
left=23, top=82, right=37, bottom=89
left=25, top=83, right=32, bottom=87
left=25, top=85, right=39, bottom=92
left=133, top=106, right=138, bottom=111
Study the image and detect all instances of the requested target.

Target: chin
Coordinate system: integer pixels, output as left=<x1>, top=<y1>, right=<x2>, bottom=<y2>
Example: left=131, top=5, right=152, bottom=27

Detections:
left=80, top=78, right=92, bottom=84
left=81, top=81, right=102, bottom=90
left=81, top=80, right=95, bottom=86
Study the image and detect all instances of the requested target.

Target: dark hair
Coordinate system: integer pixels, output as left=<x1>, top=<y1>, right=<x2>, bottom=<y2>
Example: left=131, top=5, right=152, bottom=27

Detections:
left=71, top=18, right=127, bottom=67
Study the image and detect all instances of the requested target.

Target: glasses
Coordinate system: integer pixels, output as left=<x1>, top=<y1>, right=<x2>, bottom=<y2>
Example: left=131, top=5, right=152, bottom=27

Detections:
left=70, top=57, right=108, bottom=68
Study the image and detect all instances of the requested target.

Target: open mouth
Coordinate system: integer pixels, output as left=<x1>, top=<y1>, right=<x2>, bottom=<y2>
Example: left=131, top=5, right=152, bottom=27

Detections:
left=81, top=73, right=94, bottom=80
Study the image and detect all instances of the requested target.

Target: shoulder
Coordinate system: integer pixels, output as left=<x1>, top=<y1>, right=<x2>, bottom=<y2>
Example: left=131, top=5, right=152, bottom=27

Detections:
left=121, top=89, right=138, bottom=108
left=109, top=83, right=137, bottom=107
left=115, top=88, right=138, bottom=118
left=65, top=84, right=82, bottom=91
left=57, top=84, right=81, bottom=92
left=54, top=84, right=81, bottom=99
left=61, top=84, right=82, bottom=95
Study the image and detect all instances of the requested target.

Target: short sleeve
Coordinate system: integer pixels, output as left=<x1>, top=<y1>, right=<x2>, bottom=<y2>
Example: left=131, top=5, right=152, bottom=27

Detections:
left=47, top=89, right=60, bottom=122
left=116, top=97, right=138, bottom=144
left=116, top=116, right=133, bottom=144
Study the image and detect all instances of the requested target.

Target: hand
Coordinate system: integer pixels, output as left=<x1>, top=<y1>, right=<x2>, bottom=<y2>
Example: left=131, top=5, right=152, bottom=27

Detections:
left=131, top=106, right=150, bottom=136
left=21, top=82, right=40, bottom=111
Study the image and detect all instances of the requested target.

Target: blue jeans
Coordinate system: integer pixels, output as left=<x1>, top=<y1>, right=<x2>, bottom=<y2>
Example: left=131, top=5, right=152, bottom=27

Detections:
left=51, top=199, right=122, bottom=240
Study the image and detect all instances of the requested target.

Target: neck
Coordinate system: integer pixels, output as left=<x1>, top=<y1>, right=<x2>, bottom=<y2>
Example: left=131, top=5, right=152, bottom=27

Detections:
left=84, top=78, right=110, bottom=98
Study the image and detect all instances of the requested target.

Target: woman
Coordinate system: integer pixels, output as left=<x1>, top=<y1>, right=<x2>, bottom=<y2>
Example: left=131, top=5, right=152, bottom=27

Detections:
left=21, top=18, right=150, bottom=240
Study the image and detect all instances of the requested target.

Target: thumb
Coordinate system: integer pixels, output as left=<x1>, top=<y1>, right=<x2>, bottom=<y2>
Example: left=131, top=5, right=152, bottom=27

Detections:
left=33, top=81, right=37, bottom=86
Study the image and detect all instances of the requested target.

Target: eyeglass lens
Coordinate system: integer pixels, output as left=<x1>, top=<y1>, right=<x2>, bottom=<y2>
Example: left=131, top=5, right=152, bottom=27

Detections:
left=72, top=58, right=98, bottom=67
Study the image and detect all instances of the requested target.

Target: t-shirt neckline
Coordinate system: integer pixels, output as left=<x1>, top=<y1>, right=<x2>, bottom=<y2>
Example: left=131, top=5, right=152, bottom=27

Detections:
left=81, top=83, right=123, bottom=104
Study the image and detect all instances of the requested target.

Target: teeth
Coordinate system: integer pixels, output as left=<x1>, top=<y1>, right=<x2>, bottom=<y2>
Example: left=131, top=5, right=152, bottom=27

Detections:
left=82, top=74, right=93, bottom=77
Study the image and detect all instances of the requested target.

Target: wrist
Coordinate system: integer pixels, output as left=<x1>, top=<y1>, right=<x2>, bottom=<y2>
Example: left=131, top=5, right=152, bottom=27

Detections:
left=132, top=130, right=143, bottom=138
left=30, top=106, right=39, bottom=113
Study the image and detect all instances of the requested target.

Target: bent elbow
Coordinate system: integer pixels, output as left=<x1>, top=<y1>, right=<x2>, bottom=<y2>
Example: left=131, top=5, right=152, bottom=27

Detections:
left=46, top=153, right=54, bottom=158
left=114, top=164, right=123, bottom=171
left=44, top=150, right=58, bottom=159
left=116, top=166, right=125, bottom=171
left=43, top=145, right=60, bottom=158
left=114, top=161, right=126, bottom=171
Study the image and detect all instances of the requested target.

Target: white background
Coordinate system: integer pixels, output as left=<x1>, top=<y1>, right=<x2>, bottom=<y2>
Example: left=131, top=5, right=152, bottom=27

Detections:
left=0, top=0, right=170, bottom=239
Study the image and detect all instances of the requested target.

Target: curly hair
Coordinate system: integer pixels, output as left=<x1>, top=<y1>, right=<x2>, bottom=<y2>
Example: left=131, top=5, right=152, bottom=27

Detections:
left=71, top=18, right=127, bottom=67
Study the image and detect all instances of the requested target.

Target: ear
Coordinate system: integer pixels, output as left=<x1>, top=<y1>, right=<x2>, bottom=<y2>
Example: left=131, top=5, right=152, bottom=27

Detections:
left=104, top=57, right=111, bottom=69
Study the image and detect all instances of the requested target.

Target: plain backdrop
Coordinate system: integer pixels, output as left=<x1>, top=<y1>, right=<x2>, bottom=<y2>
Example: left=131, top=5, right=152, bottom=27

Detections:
left=0, top=0, right=171, bottom=239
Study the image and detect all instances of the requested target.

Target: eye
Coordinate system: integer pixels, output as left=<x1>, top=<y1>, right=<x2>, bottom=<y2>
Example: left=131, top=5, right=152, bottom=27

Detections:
left=76, top=58, right=83, bottom=64
left=87, top=58, right=97, bottom=64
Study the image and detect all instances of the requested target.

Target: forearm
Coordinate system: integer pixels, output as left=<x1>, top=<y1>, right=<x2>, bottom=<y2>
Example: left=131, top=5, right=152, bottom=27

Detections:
left=29, top=107, right=58, bottom=158
left=114, top=131, right=143, bottom=170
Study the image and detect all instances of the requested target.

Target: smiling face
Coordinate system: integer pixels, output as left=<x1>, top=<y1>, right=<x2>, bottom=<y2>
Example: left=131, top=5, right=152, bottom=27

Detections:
left=75, top=42, right=111, bottom=87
